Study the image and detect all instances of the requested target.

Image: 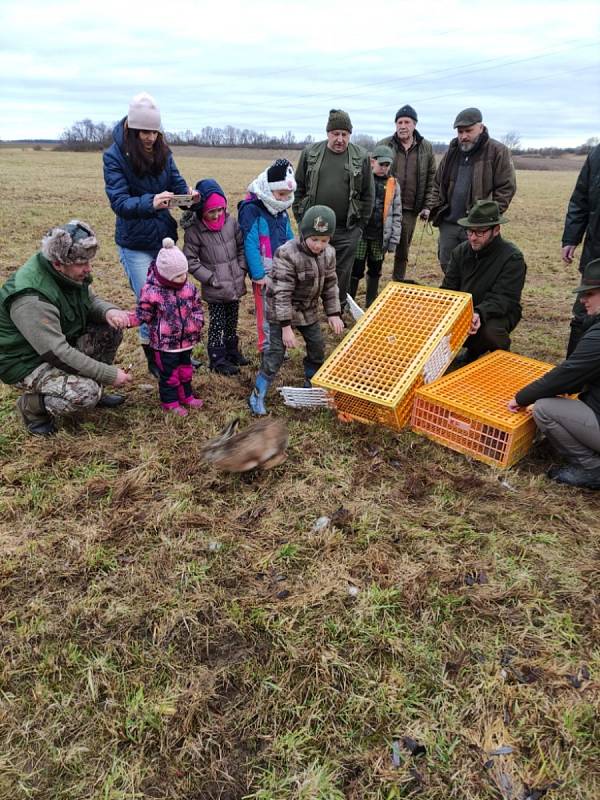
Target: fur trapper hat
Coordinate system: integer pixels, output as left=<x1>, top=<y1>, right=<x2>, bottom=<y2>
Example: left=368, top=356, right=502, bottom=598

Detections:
left=41, top=220, right=98, bottom=265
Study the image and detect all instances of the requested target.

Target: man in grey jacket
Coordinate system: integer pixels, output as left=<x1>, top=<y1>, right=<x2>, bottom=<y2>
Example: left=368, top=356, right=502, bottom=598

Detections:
left=293, top=109, right=374, bottom=310
left=0, top=221, right=132, bottom=435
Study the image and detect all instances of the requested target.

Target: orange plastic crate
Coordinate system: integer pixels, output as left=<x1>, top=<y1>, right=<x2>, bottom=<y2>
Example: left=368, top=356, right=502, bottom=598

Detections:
left=411, top=350, right=555, bottom=468
left=312, top=282, right=473, bottom=430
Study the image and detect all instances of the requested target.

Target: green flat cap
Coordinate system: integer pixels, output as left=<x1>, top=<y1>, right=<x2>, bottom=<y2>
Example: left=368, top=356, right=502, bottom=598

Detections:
left=573, top=258, right=600, bottom=294
left=454, top=107, right=483, bottom=128
left=457, top=200, right=507, bottom=228
left=372, top=144, right=394, bottom=163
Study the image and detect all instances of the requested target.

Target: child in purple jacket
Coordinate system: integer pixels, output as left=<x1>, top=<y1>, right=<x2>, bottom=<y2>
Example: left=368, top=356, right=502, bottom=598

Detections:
left=136, top=238, right=204, bottom=416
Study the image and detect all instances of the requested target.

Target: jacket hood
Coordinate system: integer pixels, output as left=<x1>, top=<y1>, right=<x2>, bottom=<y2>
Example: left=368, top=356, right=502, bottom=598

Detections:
left=111, top=117, right=127, bottom=155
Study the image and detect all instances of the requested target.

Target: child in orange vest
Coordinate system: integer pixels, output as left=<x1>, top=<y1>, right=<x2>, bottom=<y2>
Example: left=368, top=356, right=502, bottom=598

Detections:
left=350, top=144, right=402, bottom=307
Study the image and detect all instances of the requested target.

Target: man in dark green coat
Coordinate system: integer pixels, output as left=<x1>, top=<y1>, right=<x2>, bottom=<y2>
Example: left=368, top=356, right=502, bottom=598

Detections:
left=509, top=258, right=600, bottom=489
left=0, top=221, right=133, bottom=435
left=293, top=109, right=374, bottom=311
left=561, top=144, right=600, bottom=355
left=441, top=200, right=526, bottom=362
left=376, top=104, right=436, bottom=280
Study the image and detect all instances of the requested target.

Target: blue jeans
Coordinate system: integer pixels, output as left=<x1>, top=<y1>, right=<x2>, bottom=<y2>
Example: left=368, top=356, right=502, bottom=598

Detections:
left=118, top=246, right=156, bottom=343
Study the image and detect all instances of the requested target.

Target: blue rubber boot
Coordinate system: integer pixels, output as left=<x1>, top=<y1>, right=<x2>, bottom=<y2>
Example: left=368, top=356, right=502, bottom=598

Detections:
left=248, top=372, right=271, bottom=415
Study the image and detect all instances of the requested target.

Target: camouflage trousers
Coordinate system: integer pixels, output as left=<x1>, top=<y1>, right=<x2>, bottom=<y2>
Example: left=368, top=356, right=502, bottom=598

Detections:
left=15, top=322, right=123, bottom=418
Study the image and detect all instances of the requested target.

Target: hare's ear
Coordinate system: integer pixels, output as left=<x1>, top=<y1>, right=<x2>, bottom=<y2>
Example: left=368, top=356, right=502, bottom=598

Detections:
left=220, top=418, right=240, bottom=440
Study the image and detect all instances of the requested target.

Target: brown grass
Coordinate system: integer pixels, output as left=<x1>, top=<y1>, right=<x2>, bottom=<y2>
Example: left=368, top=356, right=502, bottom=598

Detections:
left=0, top=148, right=598, bottom=800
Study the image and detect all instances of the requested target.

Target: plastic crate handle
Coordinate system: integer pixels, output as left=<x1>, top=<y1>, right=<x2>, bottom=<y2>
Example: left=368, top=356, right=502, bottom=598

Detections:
left=449, top=415, right=471, bottom=432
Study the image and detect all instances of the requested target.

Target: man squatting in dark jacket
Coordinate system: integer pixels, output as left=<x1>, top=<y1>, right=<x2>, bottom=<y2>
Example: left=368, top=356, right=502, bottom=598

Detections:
left=561, top=144, right=600, bottom=356
left=509, top=258, right=600, bottom=490
left=431, top=107, right=517, bottom=274
left=441, top=200, right=527, bottom=363
left=0, top=222, right=132, bottom=436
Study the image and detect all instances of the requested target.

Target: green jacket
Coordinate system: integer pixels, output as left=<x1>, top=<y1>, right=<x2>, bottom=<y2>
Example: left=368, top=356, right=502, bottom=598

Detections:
left=376, top=130, right=436, bottom=212
left=0, top=253, right=106, bottom=384
left=292, top=140, right=374, bottom=230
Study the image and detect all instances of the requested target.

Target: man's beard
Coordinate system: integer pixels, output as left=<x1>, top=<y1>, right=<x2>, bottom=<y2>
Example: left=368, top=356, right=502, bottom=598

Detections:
left=459, top=136, right=480, bottom=153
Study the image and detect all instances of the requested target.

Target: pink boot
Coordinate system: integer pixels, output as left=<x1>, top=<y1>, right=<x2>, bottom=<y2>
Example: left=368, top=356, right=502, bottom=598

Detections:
left=181, top=395, right=204, bottom=409
left=162, top=401, right=188, bottom=417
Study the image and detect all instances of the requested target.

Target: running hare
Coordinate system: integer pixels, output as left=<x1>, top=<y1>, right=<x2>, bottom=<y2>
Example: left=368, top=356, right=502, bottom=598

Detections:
left=201, top=418, right=288, bottom=472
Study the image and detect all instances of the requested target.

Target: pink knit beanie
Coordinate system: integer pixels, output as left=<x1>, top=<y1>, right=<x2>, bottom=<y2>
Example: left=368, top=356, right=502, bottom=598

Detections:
left=203, top=192, right=227, bottom=212
left=127, top=92, right=162, bottom=132
left=156, top=237, right=188, bottom=281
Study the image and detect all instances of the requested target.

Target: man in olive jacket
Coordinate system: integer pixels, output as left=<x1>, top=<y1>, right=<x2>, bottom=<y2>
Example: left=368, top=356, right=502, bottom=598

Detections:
left=561, top=144, right=600, bottom=355
left=376, top=104, right=436, bottom=280
left=0, top=221, right=132, bottom=435
left=441, top=200, right=526, bottom=363
left=431, top=108, right=516, bottom=273
left=293, top=109, right=374, bottom=309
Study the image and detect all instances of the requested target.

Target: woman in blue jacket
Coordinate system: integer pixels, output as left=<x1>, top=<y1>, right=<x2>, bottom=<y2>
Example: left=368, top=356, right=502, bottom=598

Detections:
left=103, top=92, right=195, bottom=370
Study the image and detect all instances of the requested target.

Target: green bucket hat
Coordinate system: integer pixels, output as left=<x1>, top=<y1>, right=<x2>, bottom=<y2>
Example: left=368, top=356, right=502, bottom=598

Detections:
left=573, top=258, right=600, bottom=294
left=457, top=200, right=507, bottom=229
left=372, top=144, right=394, bottom=164
left=299, top=205, right=336, bottom=238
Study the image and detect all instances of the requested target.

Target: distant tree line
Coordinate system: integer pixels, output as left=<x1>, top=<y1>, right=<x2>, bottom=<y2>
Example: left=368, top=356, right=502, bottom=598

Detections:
left=55, top=118, right=600, bottom=157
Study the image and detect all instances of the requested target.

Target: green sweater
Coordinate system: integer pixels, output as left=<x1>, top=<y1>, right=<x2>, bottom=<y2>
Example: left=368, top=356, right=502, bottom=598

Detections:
left=0, top=252, right=118, bottom=385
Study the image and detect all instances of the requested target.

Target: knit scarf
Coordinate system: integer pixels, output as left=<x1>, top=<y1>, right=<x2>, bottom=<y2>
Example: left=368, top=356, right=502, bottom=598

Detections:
left=247, top=170, right=294, bottom=216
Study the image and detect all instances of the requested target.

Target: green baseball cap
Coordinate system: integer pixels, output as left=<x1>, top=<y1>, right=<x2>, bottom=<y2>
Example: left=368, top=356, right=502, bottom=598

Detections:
left=573, top=259, right=600, bottom=294
left=457, top=200, right=507, bottom=229
left=453, top=107, right=483, bottom=128
left=372, top=144, right=394, bottom=164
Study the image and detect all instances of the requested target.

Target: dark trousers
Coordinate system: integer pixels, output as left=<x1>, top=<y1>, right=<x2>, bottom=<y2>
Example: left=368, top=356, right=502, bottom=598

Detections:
left=465, top=317, right=512, bottom=360
left=393, top=210, right=418, bottom=280
left=331, top=226, right=362, bottom=307
left=438, top=221, right=468, bottom=274
left=152, top=349, right=193, bottom=405
left=261, top=321, right=324, bottom=382
left=207, top=301, right=240, bottom=348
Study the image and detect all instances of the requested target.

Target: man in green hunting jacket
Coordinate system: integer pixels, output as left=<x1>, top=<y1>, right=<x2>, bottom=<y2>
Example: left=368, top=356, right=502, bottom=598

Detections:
left=376, top=104, right=436, bottom=281
left=293, top=109, right=374, bottom=310
left=0, top=220, right=132, bottom=436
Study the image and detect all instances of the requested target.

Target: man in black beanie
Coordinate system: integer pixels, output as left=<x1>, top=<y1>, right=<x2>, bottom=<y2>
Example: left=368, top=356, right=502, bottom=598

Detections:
left=377, top=105, right=436, bottom=280
left=293, top=109, right=374, bottom=311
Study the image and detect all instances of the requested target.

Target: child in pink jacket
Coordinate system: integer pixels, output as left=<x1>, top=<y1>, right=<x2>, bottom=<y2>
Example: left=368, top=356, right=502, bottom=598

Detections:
left=136, top=238, right=204, bottom=416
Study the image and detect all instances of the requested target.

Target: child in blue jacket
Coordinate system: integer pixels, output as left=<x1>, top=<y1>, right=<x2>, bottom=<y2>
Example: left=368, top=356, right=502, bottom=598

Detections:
left=238, top=159, right=295, bottom=353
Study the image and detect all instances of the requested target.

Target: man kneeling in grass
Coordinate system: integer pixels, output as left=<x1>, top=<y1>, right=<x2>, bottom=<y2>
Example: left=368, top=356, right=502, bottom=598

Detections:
left=0, top=221, right=132, bottom=436
left=508, top=258, right=600, bottom=489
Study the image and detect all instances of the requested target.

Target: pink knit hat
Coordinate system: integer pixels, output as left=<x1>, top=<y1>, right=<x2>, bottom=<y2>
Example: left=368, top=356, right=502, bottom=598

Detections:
left=156, top=237, right=188, bottom=281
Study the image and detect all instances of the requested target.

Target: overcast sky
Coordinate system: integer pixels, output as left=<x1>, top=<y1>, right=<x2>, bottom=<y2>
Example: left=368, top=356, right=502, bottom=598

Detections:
left=1, top=0, right=598, bottom=147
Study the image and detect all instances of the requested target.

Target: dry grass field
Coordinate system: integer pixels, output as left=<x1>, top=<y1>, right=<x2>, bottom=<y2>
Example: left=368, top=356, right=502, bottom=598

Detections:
left=0, top=147, right=598, bottom=800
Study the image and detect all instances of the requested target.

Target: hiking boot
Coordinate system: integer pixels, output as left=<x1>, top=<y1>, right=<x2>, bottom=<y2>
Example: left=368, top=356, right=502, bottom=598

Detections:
left=208, top=345, right=240, bottom=376
left=225, top=335, right=250, bottom=366
left=97, top=393, right=126, bottom=408
left=552, top=463, right=600, bottom=489
left=16, top=393, right=57, bottom=436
